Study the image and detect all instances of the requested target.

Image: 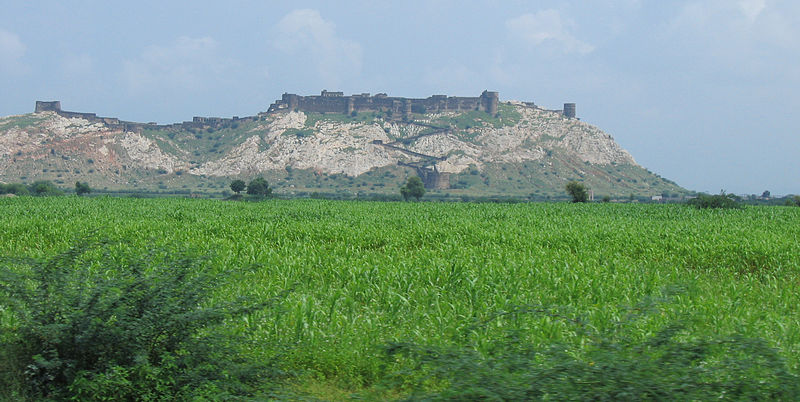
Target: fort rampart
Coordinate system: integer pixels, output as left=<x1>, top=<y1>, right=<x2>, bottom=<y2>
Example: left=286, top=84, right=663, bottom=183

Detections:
left=33, top=92, right=575, bottom=133
left=268, top=90, right=500, bottom=117
left=33, top=101, right=258, bottom=133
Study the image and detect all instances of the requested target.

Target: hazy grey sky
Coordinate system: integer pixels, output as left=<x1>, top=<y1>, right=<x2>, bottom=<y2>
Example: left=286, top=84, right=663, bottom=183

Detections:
left=1, top=1, right=798, bottom=195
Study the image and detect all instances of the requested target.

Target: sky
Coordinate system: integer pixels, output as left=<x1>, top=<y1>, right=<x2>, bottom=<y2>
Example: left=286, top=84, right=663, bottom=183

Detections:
left=1, top=0, right=798, bottom=195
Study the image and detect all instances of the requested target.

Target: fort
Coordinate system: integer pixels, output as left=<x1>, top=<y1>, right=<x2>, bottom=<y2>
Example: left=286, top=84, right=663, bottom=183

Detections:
left=33, top=94, right=576, bottom=190
left=34, top=91, right=576, bottom=133
left=268, top=90, right=500, bottom=117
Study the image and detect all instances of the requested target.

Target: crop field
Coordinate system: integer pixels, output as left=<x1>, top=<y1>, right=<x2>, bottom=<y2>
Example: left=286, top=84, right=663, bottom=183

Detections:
left=1, top=197, right=799, bottom=398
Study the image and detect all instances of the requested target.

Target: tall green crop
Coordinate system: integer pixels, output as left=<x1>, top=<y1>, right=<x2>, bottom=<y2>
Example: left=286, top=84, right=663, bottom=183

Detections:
left=0, top=196, right=798, bottom=396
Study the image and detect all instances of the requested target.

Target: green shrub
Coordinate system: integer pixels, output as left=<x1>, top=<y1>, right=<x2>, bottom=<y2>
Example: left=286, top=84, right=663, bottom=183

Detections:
left=383, top=287, right=799, bottom=400
left=0, top=239, right=289, bottom=400
left=688, top=193, right=742, bottom=209
left=0, top=183, right=29, bottom=195
left=565, top=181, right=588, bottom=203
left=28, top=180, right=63, bottom=196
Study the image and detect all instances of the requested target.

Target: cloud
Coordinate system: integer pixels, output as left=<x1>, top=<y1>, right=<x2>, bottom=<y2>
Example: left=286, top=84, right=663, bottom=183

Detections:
left=122, top=36, right=236, bottom=93
left=273, top=9, right=362, bottom=87
left=506, top=10, right=594, bottom=55
left=422, top=62, right=478, bottom=91
left=62, top=54, right=94, bottom=77
left=739, top=0, right=766, bottom=23
left=669, top=1, right=799, bottom=51
left=0, top=29, right=26, bottom=73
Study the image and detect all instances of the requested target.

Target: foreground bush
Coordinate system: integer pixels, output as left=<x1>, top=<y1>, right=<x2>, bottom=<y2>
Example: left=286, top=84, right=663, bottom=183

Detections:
left=384, top=287, right=799, bottom=400
left=0, top=239, right=288, bottom=400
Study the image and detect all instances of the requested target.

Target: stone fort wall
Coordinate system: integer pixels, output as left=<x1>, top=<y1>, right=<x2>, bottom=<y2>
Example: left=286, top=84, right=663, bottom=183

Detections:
left=33, top=92, right=574, bottom=134
left=33, top=101, right=258, bottom=133
left=268, top=90, right=500, bottom=117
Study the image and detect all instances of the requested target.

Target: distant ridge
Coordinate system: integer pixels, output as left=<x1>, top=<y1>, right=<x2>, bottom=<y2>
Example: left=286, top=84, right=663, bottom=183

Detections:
left=0, top=93, right=684, bottom=199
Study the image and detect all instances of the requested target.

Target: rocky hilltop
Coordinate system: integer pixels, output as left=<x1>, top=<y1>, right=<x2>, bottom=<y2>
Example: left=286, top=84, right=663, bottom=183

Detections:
left=0, top=97, right=684, bottom=198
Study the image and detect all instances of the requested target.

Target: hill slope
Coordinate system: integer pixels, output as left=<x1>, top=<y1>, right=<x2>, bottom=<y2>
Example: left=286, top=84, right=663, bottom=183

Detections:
left=0, top=102, right=684, bottom=198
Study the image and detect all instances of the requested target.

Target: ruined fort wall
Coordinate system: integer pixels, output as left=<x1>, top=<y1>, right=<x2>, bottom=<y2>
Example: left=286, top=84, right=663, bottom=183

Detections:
left=34, top=101, right=260, bottom=133
left=268, top=91, right=499, bottom=117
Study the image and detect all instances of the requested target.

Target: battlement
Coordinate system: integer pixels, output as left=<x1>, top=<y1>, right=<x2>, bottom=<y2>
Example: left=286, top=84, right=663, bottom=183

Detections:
left=35, top=101, right=61, bottom=113
left=268, top=90, right=500, bottom=117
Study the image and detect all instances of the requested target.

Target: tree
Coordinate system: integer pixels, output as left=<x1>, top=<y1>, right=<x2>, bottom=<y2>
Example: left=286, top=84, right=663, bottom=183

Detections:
left=246, top=177, right=272, bottom=197
left=75, top=181, right=91, bottom=196
left=762, top=190, right=771, bottom=198
left=687, top=192, right=742, bottom=209
left=565, top=181, right=588, bottom=203
left=230, top=179, right=246, bottom=194
left=29, top=180, right=63, bottom=196
left=401, top=176, right=426, bottom=201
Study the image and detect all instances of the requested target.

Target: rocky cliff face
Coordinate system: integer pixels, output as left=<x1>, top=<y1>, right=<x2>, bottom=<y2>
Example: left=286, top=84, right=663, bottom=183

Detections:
left=0, top=103, right=682, bottom=197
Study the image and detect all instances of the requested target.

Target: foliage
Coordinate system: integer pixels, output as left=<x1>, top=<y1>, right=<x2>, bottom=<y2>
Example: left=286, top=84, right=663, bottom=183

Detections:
left=29, top=180, right=63, bottom=196
left=400, top=176, right=425, bottom=201
left=0, top=239, right=288, bottom=400
left=229, top=179, right=246, bottom=194
left=0, top=183, right=29, bottom=196
left=0, top=198, right=799, bottom=396
left=688, top=192, right=742, bottom=209
left=384, top=288, right=800, bottom=400
left=246, top=177, right=273, bottom=197
left=282, top=128, right=314, bottom=138
left=565, top=181, right=588, bottom=203
left=74, top=181, right=91, bottom=196
left=430, top=104, right=522, bottom=131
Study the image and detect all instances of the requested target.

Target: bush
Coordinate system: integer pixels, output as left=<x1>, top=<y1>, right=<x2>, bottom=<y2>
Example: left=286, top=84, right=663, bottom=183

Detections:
left=246, top=177, right=273, bottom=197
left=29, top=180, right=63, bottom=196
left=400, top=176, right=425, bottom=201
left=0, top=240, right=289, bottom=400
left=565, top=181, right=588, bottom=203
left=0, top=183, right=29, bottom=196
left=75, top=181, right=91, bottom=196
left=383, top=287, right=799, bottom=400
left=688, top=193, right=742, bottom=209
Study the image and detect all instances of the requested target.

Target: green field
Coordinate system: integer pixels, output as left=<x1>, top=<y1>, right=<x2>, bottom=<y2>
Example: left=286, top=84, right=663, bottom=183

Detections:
left=1, top=197, right=799, bottom=399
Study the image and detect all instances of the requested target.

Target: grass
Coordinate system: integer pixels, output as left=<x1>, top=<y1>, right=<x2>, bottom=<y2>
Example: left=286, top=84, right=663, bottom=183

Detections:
left=0, top=113, right=49, bottom=131
left=1, top=197, right=798, bottom=397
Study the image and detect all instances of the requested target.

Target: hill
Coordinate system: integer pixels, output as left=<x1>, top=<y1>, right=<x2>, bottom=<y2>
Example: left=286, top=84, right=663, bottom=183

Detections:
left=0, top=96, right=685, bottom=199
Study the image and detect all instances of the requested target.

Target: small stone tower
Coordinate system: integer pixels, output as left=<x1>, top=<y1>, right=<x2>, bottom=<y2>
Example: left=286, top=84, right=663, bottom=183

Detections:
left=481, top=91, right=499, bottom=115
left=35, top=101, right=61, bottom=113
left=563, top=103, right=576, bottom=118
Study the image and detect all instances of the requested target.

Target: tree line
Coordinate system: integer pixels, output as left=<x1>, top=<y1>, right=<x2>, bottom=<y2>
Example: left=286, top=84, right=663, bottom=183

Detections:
left=0, top=180, right=91, bottom=196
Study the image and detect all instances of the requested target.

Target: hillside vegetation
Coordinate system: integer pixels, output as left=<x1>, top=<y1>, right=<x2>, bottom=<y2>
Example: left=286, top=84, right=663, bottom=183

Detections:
left=0, top=103, right=685, bottom=198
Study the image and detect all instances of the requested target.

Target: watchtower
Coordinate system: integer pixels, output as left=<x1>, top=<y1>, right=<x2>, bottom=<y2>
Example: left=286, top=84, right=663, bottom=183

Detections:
left=35, top=101, right=61, bottom=113
left=563, top=103, right=576, bottom=118
left=480, top=91, right=499, bottom=115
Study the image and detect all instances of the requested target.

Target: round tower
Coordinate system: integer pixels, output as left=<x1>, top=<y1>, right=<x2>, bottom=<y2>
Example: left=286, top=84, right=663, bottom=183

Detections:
left=563, top=103, right=576, bottom=119
left=481, top=91, right=499, bottom=115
